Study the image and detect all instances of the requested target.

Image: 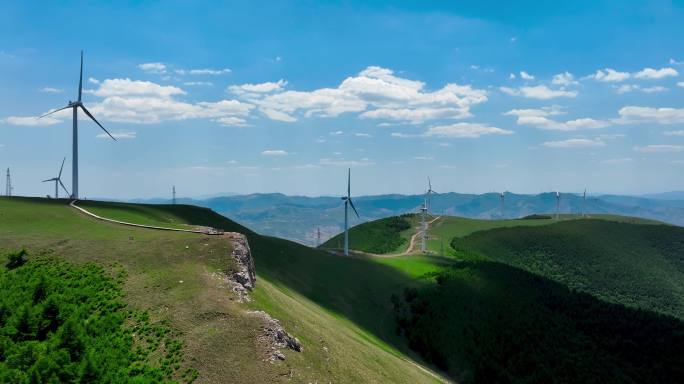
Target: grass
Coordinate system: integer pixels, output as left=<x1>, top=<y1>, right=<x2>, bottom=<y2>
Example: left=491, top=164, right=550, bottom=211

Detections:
left=0, top=197, right=444, bottom=383
left=320, top=214, right=416, bottom=254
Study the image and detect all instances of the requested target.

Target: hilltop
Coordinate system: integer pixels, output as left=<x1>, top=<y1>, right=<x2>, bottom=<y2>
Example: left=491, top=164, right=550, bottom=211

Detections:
left=0, top=197, right=445, bottom=383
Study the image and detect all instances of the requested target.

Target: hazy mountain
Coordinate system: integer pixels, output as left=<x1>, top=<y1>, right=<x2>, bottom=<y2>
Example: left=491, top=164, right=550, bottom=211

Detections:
left=125, top=192, right=684, bottom=246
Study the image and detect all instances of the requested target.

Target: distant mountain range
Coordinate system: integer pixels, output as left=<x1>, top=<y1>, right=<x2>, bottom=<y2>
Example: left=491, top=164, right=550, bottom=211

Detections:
left=126, top=192, right=684, bottom=246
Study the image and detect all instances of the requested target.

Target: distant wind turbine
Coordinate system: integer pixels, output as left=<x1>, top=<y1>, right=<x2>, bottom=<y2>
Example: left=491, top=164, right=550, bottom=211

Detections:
left=341, top=168, right=359, bottom=256
left=39, top=51, right=116, bottom=199
left=582, top=188, right=586, bottom=217
left=556, top=191, right=560, bottom=219
left=426, top=177, right=438, bottom=214
left=500, top=191, right=505, bottom=218
left=42, top=157, right=70, bottom=199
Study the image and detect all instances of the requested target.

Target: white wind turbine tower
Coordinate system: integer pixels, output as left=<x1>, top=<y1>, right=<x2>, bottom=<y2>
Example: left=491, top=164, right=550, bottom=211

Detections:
left=499, top=191, right=505, bottom=218
left=341, top=168, right=359, bottom=256
left=555, top=191, right=560, bottom=219
left=582, top=188, right=587, bottom=217
left=39, top=51, right=116, bottom=199
left=421, top=177, right=438, bottom=253
left=42, top=157, right=70, bottom=199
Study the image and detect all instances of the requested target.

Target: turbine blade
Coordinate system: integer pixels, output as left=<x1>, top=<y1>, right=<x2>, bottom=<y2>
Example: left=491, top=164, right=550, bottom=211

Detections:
left=348, top=198, right=360, bottom=218
left=58, top=157, right=66, bottom=178
left=38, top=105, right=71, bottom=119
left=428, top=177, right=432, bottom=190
left=80, top=105, right=116, bottom=141
left=78, top=50, right=83, bottom=102
left=59, top=180, right=71, bottom=197
left=42, top=178, right=53, bottom=183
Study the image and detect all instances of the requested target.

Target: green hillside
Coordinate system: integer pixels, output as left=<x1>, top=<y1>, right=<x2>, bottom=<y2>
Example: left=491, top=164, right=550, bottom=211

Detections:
left=0, top=197, right=444, bottom=383
left=393, top=261, right=684, bottom=383
left=451, top=219, right=684, bottom=319
left=320, top=214, right=416, bottom=254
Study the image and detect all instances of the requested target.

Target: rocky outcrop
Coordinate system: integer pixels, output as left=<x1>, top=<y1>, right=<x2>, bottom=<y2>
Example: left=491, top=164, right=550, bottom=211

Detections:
left=225, top=232, right=256, bottom=289
left=249, top=310, right=303, bottom=361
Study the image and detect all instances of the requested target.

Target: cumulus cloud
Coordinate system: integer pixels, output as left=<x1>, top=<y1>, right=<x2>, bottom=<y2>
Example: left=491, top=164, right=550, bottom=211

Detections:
left=634, top=144, right=684, bottom=153
left=586, top=68, right=631, bottom=82
left=97, top=130, right=136, bottom=139
left=504, top=107, right=609, bottom=131
left=355, top=133, right=372, bottom=138
left=228, top=79, right=287, bottom=96
left=423, top=123, right=513, bottom=138
left=500, top=85, right=577, bottom=99
left=552, top=72, right=577, bottom=86
left=542, top=138, right=605, bottom=148
left=138, top=62, right=167, bottom=73
left=614, top=84, right=668, bottom=94
left=618, top=106, right=684, bottom=124
left=520, top=71, right=535, bottom=80
left=232, top=66, right=488, bottom=123
left=678, top=82, right=684, bottom=87
left=633, top=67, right=678, bottom=79
left=184, top=81, right=213, bottom=86
left=261, top=149, right=288, bottom=156
left=5, top=78, right=253, bottom=126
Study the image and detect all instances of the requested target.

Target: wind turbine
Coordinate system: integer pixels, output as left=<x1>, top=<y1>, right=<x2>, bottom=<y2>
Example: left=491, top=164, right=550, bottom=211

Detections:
left=555, top=191, right=560, bottom=219
left=582, top=188, right=586, bottom=217
left=426, top=177, right=438, bottom=214
left=42, top=157, right=70, bottom=199
left=39, top=51, right=116, bottom=199
left=341, top=168, right=359, bottom=256
left=499, top=191, right=505, bottom=218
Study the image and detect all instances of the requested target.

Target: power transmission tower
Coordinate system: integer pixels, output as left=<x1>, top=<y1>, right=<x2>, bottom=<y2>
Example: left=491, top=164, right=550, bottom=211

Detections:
left=5, top=168, right=12, bottom=196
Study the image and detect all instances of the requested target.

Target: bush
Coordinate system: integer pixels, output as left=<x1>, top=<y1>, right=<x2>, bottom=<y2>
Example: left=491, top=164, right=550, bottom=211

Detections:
left=5, top=249, right=27, bottom=270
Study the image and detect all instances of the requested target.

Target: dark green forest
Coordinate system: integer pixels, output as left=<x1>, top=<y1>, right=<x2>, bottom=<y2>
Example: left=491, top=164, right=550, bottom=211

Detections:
left=320, top=214, right=413, bottom=254
left=0, top=250, right=195, bottom=383
left=393, top=261, right=684, bottom=384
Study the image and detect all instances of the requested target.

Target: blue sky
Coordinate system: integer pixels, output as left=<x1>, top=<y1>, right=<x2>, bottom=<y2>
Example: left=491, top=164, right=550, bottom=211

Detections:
left=1, top=0, right=684, bottom=198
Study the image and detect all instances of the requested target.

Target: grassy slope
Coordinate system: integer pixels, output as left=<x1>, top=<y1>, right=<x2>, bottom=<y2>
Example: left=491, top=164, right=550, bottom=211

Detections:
left=320, top=214, right=418, bottom=254
left=0, top=198, right=443, bottom=383
left=452, top=219, right=684, bottom=319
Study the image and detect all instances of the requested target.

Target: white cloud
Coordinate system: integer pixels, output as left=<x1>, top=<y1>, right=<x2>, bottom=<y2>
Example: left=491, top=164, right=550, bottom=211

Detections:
left=262, top=149, right=288, bottom=156
left=509, top=73, right=516, bottom=80
left=232, top=66, right=488, bottom=123
left=552, top=72, right=577, bottom=86
left=542, top=138, right=605, bottom=148
left=88, top=77, right=100, bottom=84
left=633, top=67, right=678, bottom=79
left=520, top=71, right=534, bottom=80
left=97, top=130, right=136, bottom=139
left=93, top=78, right=185, bottom=98
left=179, top=68, right=231, bottom=75
left=500, top=85, right=577, bottom=99
left=39, top=87, right=62, bottom=93
left=618, top=106, right=684, bottom=124
left=2, top=116, right=62, bottom=126
left=184, top=81, right=213, bottom=86
left=216, top=116, right=248, bottom=126
left=504, top=107, right=609, bottom=131
left=634, top=144, right=684, bottom=153
left=423, top=123, right=513, bottom=138
left=615, top=84, right=668, bottom=94
left=413, top=156, right=434, bottom=160
left=390, top=132, right=414, bottom=138
left=138, top=62, right=167, bottom=73
left=587, top=68, right=630, bottom=82
left=228, top=79, right=287, bottom=95
left=601, top=158, right=633, bottom=164
left=355, top=133, right=372, bottom=138
left=664, top=130, right=684, bottom=136
left=329, top=130, right=343, bottom=136
left=678, top=82, right=684, bottom=87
